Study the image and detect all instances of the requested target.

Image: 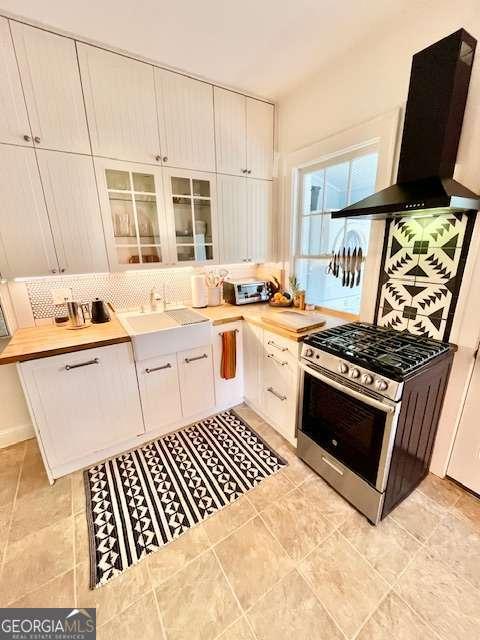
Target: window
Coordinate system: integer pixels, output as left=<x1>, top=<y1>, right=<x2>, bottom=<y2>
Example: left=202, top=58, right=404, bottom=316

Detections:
left=0, top=303, right=8, bottom=337
left=294, top=149, right=378, bottom=314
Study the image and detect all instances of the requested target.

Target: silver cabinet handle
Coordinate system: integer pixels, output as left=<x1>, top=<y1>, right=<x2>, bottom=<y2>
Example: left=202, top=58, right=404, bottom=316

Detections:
left=145, top=363, right=171, bottom=373
left=34, top=136, right=41, bottom=144
left=267, top=386, right=287, bottom=401
left=23, top=134, right=31, bottom=142
left=65, top=357, right=99, bottom=371
left=321, top=456, right=344, bottom=476
left=267, top=339, right=288, bottom=353
left=266, top=353, right=288, bottom=366
left=185, top=353, right=208, bottom=364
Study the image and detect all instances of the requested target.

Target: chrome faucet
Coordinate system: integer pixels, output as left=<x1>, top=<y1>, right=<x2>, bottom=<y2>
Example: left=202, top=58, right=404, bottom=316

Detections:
left=150, top=284, right=167, bottom=312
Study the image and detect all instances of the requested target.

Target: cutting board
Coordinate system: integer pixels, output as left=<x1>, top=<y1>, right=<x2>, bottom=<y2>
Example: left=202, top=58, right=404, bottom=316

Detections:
left=261, top=310, right=326, bottom=333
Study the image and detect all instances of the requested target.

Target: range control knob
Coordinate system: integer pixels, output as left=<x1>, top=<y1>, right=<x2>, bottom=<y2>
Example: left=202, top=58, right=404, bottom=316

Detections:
left=350, top=368, right=360, bottom=379
left=338, top=362, right=349, bottom=374
left=362, top=373, right=374, bottom=385
left=304, top=348, right=314, bottom=358
left=375, top=379, right=389, bottom=391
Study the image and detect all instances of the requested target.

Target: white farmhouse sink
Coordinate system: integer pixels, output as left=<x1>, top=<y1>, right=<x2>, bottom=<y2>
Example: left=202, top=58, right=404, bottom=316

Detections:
left=118, top=308, right=212, bottom=361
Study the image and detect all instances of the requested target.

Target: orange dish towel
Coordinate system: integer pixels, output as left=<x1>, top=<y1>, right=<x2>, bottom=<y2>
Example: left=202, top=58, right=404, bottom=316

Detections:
left=221, top=330, right=237, bottom=380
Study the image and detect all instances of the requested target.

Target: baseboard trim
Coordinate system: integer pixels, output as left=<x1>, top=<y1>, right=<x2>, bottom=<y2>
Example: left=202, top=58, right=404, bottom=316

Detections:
left=0, top=422, right=34, bottom=449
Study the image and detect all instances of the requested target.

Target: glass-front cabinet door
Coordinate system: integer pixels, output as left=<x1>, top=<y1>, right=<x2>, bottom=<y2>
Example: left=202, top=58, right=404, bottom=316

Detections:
left=95, top=159, right=169, bottom=269
left=163, top=168, right=217, bottom=264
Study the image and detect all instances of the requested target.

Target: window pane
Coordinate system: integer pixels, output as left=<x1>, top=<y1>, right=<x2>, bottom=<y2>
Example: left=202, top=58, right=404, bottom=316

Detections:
left=106, top=170, right=130, bottom=190
left=135, top=195, right=160, bottom=244
left=192, top=179, right=210, bottom=197
left=132, top=172, right=155, bottom=193
left=0, top=304, right=8, bottom=337
left=109, top=193, right=136, bottom=238
left=171, top=177, right=191, bottom=196
left=176, top=245, right=195, bottom=261
left=193, top=199, right=212, bottom=243
left=296, top=258, right=362, bottom=315
left=325, top=161, right=349, bottom=211
left=141, top=246, right=161, bottom=263
left=173, top=197, right=193, bottom=241
left=303, top=170, right=324, bottom=214
left=350, top=153, right=378, bottom=204
left=300, top=215, right=323, bottom=255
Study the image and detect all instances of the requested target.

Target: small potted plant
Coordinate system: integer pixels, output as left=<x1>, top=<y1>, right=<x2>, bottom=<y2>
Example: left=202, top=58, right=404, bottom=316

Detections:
left=289, top=275, right=306, bottom=310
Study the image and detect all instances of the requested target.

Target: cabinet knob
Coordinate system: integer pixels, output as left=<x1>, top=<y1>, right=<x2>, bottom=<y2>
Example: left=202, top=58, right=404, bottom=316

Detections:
left=51, top=269, right=57, bottom=274
left=247, top=169, right=252, bottom=174
left=162, top=156, right=168, bottom=163
left=60, top=268, right=66, bottom=273
left=155, top=155, right=161, bottom=162
left=23, top=134, right=31, bottom=142
left=34, top=136, right=41, bottom=144
left=241, top=169, right=247, bottom=174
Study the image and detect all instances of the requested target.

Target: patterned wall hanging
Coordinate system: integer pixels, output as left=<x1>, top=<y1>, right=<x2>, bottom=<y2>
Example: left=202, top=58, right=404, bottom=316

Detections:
left=375, top=212, right=475, bottom=341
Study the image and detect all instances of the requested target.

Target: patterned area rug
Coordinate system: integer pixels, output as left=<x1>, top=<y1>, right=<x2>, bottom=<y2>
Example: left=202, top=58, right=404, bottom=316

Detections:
left=84, top=409, right=287, bottom=588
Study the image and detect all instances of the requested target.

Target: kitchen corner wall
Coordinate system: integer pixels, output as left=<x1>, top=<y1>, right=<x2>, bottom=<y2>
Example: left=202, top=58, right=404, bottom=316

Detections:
left=375, top=212, right=475, bottom=341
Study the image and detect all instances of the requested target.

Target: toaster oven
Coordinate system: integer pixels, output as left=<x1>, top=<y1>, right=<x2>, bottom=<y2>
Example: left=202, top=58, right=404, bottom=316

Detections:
left=223, top=279, right=269, bottom=305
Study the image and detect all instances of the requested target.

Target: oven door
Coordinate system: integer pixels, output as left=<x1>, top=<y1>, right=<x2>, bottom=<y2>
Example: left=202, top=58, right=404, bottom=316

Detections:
left=299, top=362, right=400, bottom=492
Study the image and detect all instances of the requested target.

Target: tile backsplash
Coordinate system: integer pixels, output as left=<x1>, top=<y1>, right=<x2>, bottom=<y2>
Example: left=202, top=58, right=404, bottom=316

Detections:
left=25, top=264, right=256, bottom=320
left=375, top=212, right=475, bottom=341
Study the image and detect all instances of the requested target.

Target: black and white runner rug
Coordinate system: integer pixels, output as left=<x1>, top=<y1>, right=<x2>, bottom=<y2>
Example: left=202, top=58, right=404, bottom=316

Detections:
left=84, top=409, right=287, bottom=588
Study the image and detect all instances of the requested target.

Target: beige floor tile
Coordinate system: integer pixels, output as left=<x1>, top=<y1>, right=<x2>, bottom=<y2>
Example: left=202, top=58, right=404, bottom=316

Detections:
left=202, top=496, right=256, bottom=545
left=148, top=524, right=210, bottom=586
left=156, top=549, right=240, bottom=640
left=248, top=570, right=343, bottom=640
left=275, top=444, right=316, bottom=486
left=217, top=616, right=255, bottom=640
left=428, top=513, right=480, bottom=589
left=9, top=476, right=72, bottom=543
left=357, top=592, right=437, bottom=640
left=450, top=491, right=480, bottom=532
left=340, top=511, right=419, bottom=583
left=395, top=548, right=480, bottom=640
left=261, top=486, right=333, bottom=561
left=74, top=512, right=90, bottom=563
left=299, top=531, right=389, bottom=638
left=247, top=471, right=294, bottom=512
left=0, top=465, right=20, bottom=507
left=418, top=473, right=463, bottom=508
left=0, top=502, right=13, bottom=560
left=0, top=441, right=26, bottom=467
left=98, top=591, right=163, bottom=640
left=233, top=404, right=265, bottom=429
left=76, top=559, right=151, bottom=627
left=390, top=488, right=446, bottom=542
left=8, top=570, right=75, bottom=608
left=0, top=516, right=74, bottom=605
left=300, top=475, right=355, bottom=526
left=215, top=516, right=292, bottom=611
left=71, top=470, right=87, bottom=514
left=253, top=421, right=289, bottom=450
left=17, top=448, right=50, bottom=499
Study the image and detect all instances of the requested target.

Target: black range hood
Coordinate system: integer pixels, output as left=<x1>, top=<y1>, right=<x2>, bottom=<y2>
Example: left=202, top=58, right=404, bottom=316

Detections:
left=334, top=29, right=480, bottom=220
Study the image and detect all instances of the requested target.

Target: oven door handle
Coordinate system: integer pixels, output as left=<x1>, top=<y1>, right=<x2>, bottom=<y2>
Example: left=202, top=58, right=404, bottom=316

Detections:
left=300, top=362, right=396, bottom=415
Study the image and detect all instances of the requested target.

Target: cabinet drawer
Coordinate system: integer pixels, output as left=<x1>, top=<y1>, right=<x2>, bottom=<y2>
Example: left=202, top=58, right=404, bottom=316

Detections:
left=137, top=353, right=182, bottom=433
left=263, top=329, right=300, bottom=362
left=177, top=345, right=215, bottom=418
left=262, top=350, right=298, bottom=441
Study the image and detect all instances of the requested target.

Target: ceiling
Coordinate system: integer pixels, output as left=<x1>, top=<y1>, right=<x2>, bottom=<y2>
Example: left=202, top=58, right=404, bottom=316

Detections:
left=2, top=0, right=418, bottom=99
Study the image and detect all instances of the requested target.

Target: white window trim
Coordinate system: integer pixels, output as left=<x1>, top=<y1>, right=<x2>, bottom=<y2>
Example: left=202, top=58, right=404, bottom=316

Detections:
left=279, top=108, right=400, bottom=321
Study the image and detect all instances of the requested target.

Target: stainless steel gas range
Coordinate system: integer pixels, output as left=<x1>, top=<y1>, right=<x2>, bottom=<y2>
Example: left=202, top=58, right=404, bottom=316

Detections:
left=297, top=323, right=455, bottom=524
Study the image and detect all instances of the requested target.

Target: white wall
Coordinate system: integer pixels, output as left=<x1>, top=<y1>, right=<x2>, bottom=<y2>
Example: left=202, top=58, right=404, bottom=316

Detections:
left=277, top=0, right=480, bottom=477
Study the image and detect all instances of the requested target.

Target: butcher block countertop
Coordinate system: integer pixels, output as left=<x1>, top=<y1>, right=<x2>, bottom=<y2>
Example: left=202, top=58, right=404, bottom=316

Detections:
left=0, top=314, right=130, bottom=365
left=198, top=303, right=352, bottom=341
left=0, top=304, right=354, bottom=365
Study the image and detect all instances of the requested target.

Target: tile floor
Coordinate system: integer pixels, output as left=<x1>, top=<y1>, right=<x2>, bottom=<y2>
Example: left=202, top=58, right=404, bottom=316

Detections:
left=0, top=403, right=479, bottom=639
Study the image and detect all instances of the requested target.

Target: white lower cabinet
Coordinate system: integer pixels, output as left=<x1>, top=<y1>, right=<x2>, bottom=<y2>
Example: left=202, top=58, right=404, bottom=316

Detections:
left=212, top=322, right=243, bottom=410
left=19, top=343, right=144, bottom=476
left=177, top=345, right=215, bottom=418
left=136, top=353, right=183, bottom=434
left=243, top=322, right=263, bottom=408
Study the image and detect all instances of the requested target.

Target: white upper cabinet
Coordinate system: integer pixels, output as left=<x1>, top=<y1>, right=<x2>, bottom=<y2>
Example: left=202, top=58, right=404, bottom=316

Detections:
left=214, top=87, right=247, bottom=177
left=0, top=145, right=57, bottom=278
left=11, top=22, right=90, bottom=154
left=79, top=44, right=160, bottom=164
left=95, top=158, right=169, bottom=270
left=37, top=150, right=109, bottom=274
left=217, top=174, right=248, bottom=263
left=247, top=178, right=272, bottom=262
left=0, top=18, right=32, bottom=146
left=214, top=88, right=274, bottom=179
left=246, top=98, right=274, bottom=180
left=156, top=69, right=215, bottom=172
